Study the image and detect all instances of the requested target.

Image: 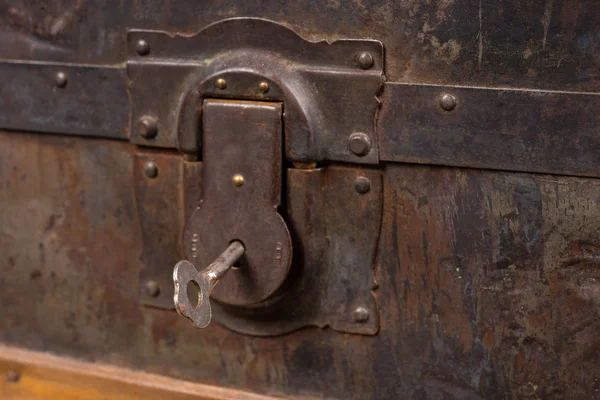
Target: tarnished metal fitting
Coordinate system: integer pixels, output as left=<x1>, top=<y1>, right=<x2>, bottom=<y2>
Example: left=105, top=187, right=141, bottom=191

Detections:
left=258, top=82, right=269, bottom=93
left=357, top=52, right=374, bottom=69
left=354, top=176, right=371, bottom=194
left=136, top=40, right=150, bottom=56
left=232, top=174, right=245, bottom=187
left=144, top=161, right=158, bottom=179
left=215, top=78, right=227, bottom=90
left=348, top=132, right=372, bottom=157
left=145, top=280, right=160, bottom=297
left=55, top=72, right=68, bottom=88
left=439, top=93, right=457, bottom=111
left=353, top=306, right=370, bottom=322
left=137, top=116, right=158, bottom=139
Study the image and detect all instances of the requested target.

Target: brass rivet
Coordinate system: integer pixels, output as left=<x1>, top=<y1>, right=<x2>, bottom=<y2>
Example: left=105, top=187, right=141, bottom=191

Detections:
left=55, top=72, right=68, bottom=88
left=145, top=162, right=158, bottom=179
left=216, top=78, right=227, bottom=90
left=439, top=93, right=457, bottom=111
left=136, top=40, right=150, bottom=56
left=232, top=174, right=244, bottom=187
left=258, top=82, right=269, bottom=93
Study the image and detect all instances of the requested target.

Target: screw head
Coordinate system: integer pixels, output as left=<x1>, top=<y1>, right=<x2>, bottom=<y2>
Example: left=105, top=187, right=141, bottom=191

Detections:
left=348, top=132, right=372, bottom=157
left=5, top=371, right=20, bottom=383
left=55, top=72, right=68, bottom=88
left=136, top=40, right=150, bottom=56
left=358, top=52, right=374, bottom=69
left=232, top=174, right=245, bottom=187
left=439, top=93, right=457, bottom=111
left=354, top=176, right=371, bottom=194
left=353, top=307, right=370, bottom=323
left=144, top=161, right=158, bottom=179
left=145, top=280, right=160, bottom=297
left=137, top=116, right=158, bottom=139
left=216, top=78, right=227, bottom=90
left=258, top=82, right=269, bottom=93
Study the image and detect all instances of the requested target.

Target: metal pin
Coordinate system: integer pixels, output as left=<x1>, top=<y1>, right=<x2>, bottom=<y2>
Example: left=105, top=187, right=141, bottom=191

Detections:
left=173, top=241, right=245, bottom=328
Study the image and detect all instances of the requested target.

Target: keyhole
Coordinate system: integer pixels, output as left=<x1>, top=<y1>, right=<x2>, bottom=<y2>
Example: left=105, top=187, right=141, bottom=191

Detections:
left=187, top=280, right=201, bottom=308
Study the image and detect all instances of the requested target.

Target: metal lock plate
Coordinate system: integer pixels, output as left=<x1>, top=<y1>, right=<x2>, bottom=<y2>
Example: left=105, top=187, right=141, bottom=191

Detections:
left=131, top=18, right=383, bottom=335
left=183, top=99, right=292, bottom=306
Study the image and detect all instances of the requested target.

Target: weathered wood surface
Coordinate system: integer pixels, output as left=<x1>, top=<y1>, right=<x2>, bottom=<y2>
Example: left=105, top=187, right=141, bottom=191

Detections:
left=0, top=344, right=279, bottom=400
left=1, top=132, right=598, bottom=398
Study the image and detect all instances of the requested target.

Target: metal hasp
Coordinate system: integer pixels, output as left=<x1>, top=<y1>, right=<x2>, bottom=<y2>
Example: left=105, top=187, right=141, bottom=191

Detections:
left=127, top=18, right=383, bottom=165
left=129, top=18, right=383, bottom=336
left=174, top=99, right=293, bottom=328
left=174, top=241, right=245, bottom=328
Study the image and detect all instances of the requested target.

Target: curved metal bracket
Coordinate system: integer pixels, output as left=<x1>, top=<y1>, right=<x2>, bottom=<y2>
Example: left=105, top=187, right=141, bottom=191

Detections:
left=126, top=18, right=383, bottom=164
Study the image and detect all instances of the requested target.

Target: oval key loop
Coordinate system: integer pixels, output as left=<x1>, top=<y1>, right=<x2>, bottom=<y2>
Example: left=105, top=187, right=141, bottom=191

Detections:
left=173, top=241, right=245, bottom=328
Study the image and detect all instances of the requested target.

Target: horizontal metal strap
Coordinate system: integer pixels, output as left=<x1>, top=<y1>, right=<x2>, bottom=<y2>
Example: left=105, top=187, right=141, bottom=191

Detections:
left=0, top=61, right=129, bottom=139
left=378, top=83, right=600, bottom=177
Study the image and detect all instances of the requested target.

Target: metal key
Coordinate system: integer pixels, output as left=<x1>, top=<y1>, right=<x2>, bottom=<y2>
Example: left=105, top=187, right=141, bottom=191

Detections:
left=173, top=241, right=245, bottom=328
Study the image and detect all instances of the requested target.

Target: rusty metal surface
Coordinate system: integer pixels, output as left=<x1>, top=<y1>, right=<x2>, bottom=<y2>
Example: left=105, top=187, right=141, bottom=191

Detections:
left=210, top=165, right=382, bottom=336
left=127, top=18, right=382, bottom=164
left=2, top=1, right=599, bottom=92
left=0, top=61, right=129, bottom=138
left=1, top=132, right=600, bottom=397
left=378, top=83, right=600, bottom=178
left=183, top=100, right=292, bottom=307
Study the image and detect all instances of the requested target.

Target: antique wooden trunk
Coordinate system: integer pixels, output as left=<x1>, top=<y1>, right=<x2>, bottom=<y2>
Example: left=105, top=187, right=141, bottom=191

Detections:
left=1, top=1, right=599, bottom=399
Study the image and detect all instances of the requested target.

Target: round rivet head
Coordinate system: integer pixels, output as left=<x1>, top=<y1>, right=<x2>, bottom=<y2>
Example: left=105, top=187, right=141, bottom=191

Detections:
left=348, top=132, right=372, bottom=157
left=136, top=40, right=150, bottom=56
left=439, top=93, right=457, bottom=111
left=55, top=72, right=67, bottom=88
left=232, top=174, right=244, bottom=187
left=354, top=176, right=371, bottom=194
left=145, top=280, right=160, bottom=297
left=216, top=78, right=227, bottom=90
left=5, top=371, right=20, bottom=383
left=258, top=82, right=269, bottom=93
left=358, top=52, right=374, bottom=69
left=353, top=307, right=370, bottom=323
left=144, top=161, right=158, bottom=179
left=137, top=116, right=158, bottom=139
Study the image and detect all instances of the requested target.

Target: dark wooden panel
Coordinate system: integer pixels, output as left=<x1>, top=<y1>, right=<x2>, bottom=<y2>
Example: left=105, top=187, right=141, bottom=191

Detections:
left=2, top=0, right=599, bottom=91
left=1, top=132, right=599, bottom=399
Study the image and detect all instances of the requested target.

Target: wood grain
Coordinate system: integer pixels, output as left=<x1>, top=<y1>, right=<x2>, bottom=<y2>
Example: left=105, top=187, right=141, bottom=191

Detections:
left=0, top=344, right=281, bottom=400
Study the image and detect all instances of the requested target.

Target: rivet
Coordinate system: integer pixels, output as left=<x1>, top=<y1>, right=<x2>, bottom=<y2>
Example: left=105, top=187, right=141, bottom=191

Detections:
left=439, top=93, right=457, bottom=111
left=136, top=40, right=150, bottom=56
left=55, top=72, right=68, bottom=88
left=144, top=161, right=158, bottom=179
left=348, top=132, right=372, bottom=157
left=137, top=116, right=158, bottom=139
left=357, top=52, right=374, bottom=69
left=232, top=174, right=244, bottom=187
left=354, top=176, right=371, bottom=194
left=353, top=307, right=370, bottom=323
left=5, top=371, right=20, bottom=383
left=258, top=82, right=269, bottom=93
left=216, top=78, right=227, bottom=90
left=145, top=280, right=160, bottom=297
